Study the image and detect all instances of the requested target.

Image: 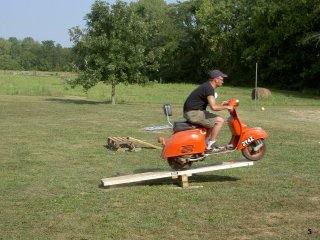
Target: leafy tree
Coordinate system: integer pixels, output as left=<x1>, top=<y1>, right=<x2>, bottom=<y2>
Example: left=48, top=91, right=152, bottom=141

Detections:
left=8, top=37, right=22, bottom=61
left=164, top=0, right=206, bottom=83
left=239, top=0, right=320, bottom=90
left=195, top=0, right=320, bottom=91
left=135, top=0, right=205, bottom=83
left=0, top=54, right=20, bottom=70
left=0, top=38, right=18, bottom=70
left=69, top=0, right=161, bottom=104
left=19, top=37, right=40, bottom=70
left=0, top=38, right=11, bottom=55
left=197, top=0, right=234, bottom=70
left=131, top=0, right=168, bottom=82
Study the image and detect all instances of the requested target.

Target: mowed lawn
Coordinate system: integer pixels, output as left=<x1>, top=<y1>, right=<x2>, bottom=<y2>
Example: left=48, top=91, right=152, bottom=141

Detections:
left=0, top=72, right=320, bottom=239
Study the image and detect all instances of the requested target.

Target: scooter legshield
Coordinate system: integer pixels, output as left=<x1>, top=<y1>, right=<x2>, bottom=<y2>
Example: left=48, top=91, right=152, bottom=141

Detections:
left=161, top=128, right=207, bottom=158
left=237, top=127, right=268, bottom=150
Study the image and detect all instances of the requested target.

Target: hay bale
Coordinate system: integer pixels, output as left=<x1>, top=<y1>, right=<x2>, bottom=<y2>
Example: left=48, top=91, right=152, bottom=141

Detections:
left=251, top=87, right=272, bottom=100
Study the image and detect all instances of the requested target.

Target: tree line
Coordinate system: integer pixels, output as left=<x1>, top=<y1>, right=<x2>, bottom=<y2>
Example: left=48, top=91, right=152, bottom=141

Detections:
left=0, top=37, right=73, bottom=72
left=70, top=0, right=319, bottom=98
left=1, top=0, right=319, bottom=96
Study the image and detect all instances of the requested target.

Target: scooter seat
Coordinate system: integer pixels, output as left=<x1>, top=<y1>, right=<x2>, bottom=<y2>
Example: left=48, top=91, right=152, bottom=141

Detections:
left=173, top=120, right=199, bottom=132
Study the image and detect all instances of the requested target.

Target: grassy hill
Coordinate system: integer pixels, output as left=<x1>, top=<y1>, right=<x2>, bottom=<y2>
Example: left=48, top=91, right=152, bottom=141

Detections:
left=0, top=71, right=319, bottom=239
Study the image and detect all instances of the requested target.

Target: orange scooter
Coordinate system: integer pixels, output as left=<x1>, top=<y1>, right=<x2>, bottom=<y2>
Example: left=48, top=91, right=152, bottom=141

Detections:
left=159, top=98, right=268, bottom=170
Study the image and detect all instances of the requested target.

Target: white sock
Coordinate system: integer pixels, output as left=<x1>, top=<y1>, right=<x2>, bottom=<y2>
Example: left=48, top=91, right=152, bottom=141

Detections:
left=207, top=140, right=216, bottom=149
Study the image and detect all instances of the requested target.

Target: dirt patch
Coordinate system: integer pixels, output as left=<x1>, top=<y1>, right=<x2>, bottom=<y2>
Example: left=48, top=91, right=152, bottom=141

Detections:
left=309, top=196, right=320, bottom=202
left=288, top=109, right=320, bottom=123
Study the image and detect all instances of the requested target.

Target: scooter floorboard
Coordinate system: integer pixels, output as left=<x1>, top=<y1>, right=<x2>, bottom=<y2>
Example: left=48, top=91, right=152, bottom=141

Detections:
left=205, top=146, right=236, bottom=155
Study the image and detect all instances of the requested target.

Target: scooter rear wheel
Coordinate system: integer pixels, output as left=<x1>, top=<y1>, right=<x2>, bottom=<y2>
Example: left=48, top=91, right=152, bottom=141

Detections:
left=241, top=139, right=267, bottom=161
left=168, top=157, right=192, bottom=171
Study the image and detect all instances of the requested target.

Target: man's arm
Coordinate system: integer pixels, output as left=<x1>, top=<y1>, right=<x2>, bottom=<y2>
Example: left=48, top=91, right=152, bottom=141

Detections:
left=207, top=95, right=232, bottom=111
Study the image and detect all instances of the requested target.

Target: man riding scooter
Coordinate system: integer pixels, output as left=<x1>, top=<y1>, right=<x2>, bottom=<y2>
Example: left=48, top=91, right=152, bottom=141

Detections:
left=183, top=69, right=232, bottom=153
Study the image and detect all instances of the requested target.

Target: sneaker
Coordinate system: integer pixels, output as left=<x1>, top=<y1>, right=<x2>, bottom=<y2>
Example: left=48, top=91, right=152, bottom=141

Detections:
left=205, top=143, right=225, bottom=154
left=226, top=144, right=235, bottom=150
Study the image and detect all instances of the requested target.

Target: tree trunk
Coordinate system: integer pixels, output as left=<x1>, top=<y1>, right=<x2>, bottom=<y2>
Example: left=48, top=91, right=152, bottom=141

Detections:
left=111, top=79, right=116, bottom=105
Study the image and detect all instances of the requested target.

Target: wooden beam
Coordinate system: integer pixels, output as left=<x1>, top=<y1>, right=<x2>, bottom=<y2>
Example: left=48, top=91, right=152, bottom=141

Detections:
left=101, top=159, right=254, bottom=188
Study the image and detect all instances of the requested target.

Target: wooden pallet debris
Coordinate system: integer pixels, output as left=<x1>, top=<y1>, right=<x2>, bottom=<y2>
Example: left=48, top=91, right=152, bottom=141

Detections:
left=107, top=137, right=138, bottom=152
left=107, top=136, right=162, bottom=152
left=128, top=137, right=162, bottom=150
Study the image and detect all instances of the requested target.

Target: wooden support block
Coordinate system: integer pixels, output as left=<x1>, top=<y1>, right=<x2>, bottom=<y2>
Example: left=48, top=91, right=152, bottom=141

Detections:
left=178, top=175, right=190, bottom=188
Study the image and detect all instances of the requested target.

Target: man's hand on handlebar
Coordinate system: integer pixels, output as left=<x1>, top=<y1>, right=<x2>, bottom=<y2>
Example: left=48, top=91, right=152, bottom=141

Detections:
left=221, top=101, right=233, bottom=111
left=226, top=105, right=234, bottom=111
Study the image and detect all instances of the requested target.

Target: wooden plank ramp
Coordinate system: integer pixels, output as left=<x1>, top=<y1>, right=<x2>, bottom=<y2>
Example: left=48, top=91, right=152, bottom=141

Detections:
left=101, top=159, right=254, bottom=188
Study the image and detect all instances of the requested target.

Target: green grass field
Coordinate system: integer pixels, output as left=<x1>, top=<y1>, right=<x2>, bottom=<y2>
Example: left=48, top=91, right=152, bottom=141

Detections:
left=0, top=71, right=319, bottom=239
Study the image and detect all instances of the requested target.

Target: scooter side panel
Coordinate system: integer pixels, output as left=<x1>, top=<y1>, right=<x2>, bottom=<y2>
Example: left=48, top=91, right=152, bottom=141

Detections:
left=162, top=128, right=207, bottom=158
left=237, top=127, right=268, bottom=150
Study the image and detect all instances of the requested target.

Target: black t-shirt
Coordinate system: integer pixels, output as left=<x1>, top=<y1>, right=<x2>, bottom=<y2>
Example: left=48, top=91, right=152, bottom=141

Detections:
left=183, top=81, right=215, bottom=112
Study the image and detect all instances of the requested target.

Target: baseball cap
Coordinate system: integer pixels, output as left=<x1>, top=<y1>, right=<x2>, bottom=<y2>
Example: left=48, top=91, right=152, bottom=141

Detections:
left=210, top=70, right=228, bottom=79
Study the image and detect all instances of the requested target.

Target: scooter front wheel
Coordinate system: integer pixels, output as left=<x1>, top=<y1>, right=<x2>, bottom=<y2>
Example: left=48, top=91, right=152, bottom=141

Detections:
left=241, top=139, right=267, bottom=161
left=167, top=157, right=193, bottom=171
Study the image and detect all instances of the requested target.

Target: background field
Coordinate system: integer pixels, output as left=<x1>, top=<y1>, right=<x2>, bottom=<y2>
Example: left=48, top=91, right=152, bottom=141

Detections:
left=0, top=71, right=319, bottom=239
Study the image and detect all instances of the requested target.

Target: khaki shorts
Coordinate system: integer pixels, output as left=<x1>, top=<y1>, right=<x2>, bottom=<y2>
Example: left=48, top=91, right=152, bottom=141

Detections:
left=184, top=110, right=219, bottom=128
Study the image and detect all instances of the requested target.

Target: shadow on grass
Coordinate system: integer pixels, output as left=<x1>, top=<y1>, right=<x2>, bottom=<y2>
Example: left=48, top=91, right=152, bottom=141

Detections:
left=46, top=98, right=111, bottom=105
left=191, top=174, right=239, bottom=183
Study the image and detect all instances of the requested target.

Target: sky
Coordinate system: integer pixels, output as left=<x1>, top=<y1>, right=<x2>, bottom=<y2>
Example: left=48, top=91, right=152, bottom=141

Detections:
left=0, top=0, right=182, bottom=48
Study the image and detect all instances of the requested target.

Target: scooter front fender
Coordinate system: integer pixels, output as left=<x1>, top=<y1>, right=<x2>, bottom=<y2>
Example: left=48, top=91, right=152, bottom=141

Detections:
left=161, top=128, right=207, bottom=158
left=237, top=127, right=268, bottom=150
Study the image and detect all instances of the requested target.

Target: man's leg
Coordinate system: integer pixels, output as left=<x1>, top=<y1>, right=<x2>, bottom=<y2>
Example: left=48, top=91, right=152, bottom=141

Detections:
left=210, top=116, right=224, bottom=141
left=184, top=111, right=224, bottom=149
left=207, top=116, right=224, bottom=150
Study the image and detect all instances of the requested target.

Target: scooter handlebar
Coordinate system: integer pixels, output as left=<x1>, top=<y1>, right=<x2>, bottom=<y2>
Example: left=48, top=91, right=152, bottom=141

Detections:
left=222, top=98, right=239, bottom=107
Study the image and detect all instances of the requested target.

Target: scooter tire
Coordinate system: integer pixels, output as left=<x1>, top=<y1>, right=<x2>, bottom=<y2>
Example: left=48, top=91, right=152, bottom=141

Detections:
left=241, top=139, right=267, bottom=161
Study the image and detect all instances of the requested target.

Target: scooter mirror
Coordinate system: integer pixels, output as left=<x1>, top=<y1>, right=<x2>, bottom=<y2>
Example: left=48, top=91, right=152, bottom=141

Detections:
left=163, top=104, right=172, bottom=117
